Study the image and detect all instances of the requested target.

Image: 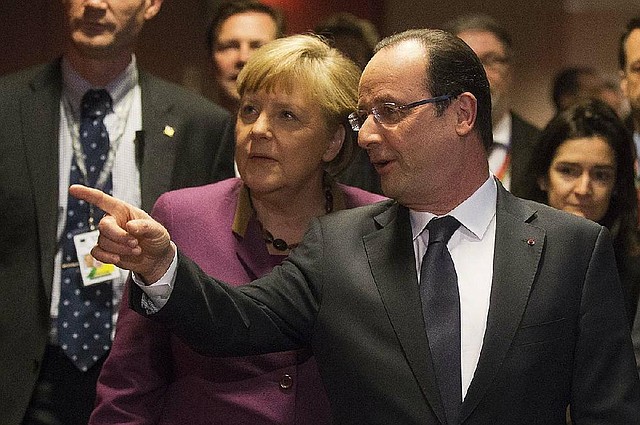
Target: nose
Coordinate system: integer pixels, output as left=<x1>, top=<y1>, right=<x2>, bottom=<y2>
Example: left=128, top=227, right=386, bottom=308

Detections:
left=356, top=113, right=381, bottom=150
left=237, top=43, right=252, bottom=66
left=249, top=112, right=272, bottom=139
left=85, top=0, right=107, bottom=9
left=574, top=172, right=593, bottom=195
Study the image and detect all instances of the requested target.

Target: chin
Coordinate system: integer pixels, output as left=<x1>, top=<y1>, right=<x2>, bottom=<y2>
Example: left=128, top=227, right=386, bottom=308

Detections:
left=564, top=208, right=594, bottom=221
left=243, top=172, right=279, bottom=192
left=379, top=179, right=402, bottom=202
left=73, top=35, right=116, bottom=55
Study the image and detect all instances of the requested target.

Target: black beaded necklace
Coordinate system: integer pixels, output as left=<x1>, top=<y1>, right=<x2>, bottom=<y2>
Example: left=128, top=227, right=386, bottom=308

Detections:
left=252, top=177, right=334, bottom=252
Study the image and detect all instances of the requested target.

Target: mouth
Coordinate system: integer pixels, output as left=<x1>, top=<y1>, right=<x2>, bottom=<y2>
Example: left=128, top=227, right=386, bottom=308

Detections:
left=565, top=204, right=592, bottom=216
left=80, top=21, right=108, bottom=35
left=369, top=157, right=394, bottom=174
left=248, top=153, right=276, bottom=162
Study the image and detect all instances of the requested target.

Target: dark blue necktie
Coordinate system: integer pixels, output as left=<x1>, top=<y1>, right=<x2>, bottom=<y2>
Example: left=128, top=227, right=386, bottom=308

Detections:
left=58, top=89, right=114, bottom=372
left=420, top=216, right=462, bottom=425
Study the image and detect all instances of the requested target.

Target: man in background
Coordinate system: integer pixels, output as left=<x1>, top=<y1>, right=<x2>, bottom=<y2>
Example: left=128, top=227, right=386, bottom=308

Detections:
left=314, top=12, right=379, bottom=70
left=444, top=13, right=540, bottom=198
left=619, top=17, right=640, bottom=378
left=551, top=66, right=607, bottom=112
left=205, top=0, right=285, bottom=179
left=315, top=12, right=383, bottom=194
left=206, top=0, right=285, bottom=114
left=0, top=0, right=232, bottom=423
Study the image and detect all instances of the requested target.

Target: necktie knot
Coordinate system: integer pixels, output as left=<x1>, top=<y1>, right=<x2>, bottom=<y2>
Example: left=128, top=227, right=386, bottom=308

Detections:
left=81, top=89, right=112, bottom=119
left=426, top=216, right=460, bottom=245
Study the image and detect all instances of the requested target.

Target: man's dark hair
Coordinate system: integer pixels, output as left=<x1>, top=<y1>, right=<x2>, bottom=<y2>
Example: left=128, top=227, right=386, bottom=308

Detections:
left=442, top=13, right=513, bottom=59
left=619, top=17, right=640, bottom=70
left=314, top=12, right=379, bottom=63
left=551, top=66, right=598, bottom=111
left=205, top=1, right=286, bottom=53
left=375, top=29, right=493, bottom=151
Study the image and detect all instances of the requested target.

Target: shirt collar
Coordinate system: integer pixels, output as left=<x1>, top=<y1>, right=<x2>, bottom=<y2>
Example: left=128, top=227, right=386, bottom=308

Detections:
left=61, top=54, right=138, bottom=116
left=410, top=174, right=497, bottom=241
left=232, top=184, right=253, bottom=238
left=492, top=112, right=512, bottom=147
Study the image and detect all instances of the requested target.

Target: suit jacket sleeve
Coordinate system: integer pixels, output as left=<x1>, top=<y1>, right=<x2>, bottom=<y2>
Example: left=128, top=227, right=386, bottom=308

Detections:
left=129, top=219, right=328, bottom=357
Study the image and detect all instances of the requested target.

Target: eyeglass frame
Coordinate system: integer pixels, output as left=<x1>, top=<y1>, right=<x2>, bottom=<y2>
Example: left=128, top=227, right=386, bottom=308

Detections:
left=348, top=94, right=456, bottom=132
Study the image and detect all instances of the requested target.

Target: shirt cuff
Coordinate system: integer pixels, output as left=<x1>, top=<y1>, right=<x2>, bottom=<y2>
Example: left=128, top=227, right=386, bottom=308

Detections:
left=132, top=242, right=178, bottom=313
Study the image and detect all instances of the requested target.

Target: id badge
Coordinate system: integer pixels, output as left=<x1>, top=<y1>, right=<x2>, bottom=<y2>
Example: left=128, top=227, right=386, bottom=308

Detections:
left=73, top=230, right=121, bottom=286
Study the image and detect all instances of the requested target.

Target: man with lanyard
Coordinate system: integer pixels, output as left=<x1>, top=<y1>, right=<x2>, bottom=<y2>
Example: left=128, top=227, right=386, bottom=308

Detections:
left=0, top=0, right=232, bottom=424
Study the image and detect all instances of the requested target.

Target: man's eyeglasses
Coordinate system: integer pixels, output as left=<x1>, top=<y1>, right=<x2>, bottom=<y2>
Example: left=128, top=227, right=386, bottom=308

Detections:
left=348, top=94, right=455, bottom=132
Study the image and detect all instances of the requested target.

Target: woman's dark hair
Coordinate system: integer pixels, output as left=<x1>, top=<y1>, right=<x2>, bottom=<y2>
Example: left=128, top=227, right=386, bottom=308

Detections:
left=524, top=99, right=640, bottom=258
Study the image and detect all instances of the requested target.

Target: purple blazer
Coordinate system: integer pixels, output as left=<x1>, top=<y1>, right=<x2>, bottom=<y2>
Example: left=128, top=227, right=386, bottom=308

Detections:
left=89, top=178, right=386, bottom=425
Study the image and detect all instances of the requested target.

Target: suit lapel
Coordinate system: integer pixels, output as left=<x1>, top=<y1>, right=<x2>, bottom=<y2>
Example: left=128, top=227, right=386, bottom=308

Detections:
left=138, top=72, right=178, bottom=211
left=363, top=203, right=447, bottom=424
left=460, top=185, right=544, bottom=421
left=22, top=62, right=63, bottom=299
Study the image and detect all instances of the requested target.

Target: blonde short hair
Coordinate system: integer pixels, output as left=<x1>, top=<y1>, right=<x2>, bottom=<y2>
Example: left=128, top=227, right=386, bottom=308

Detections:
left=237, top=34, right=361, bottom=175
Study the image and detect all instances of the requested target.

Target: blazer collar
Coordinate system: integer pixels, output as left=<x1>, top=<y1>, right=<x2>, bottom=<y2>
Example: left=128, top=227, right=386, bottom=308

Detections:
left=24, top=60, right=64, bottom=299
left=138, top=72, right=179, bottom=210
left=232, top=184, right=282, bottom=280
left=365, top=202, right=448, bottom=424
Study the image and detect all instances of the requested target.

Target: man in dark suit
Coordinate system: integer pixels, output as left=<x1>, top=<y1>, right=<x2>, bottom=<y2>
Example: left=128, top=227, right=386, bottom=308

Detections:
left=72, top=29, right=640, bottom=424
left=443, top=14, right=540, bottom=198
left=0, top=0, right=233, bottom=424
left=619, top=16, right=640, bottom=380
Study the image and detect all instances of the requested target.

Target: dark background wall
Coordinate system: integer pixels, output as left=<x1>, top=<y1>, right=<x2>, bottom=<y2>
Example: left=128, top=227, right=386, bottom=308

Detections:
left=2, top=0, right=638, bottom=127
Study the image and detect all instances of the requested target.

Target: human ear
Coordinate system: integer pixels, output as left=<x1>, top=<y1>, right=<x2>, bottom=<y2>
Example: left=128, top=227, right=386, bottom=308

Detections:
left=144, top=0, right=163, bottom=21
left=322, top=125, right=345, bottom=162
left=454, top=92, right=477, bottom=137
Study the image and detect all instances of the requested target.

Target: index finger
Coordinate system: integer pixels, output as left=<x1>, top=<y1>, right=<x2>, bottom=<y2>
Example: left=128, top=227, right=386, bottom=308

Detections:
left=70, top=184, right=150, bottom=228
left=69, top=184, right=122, bottom=214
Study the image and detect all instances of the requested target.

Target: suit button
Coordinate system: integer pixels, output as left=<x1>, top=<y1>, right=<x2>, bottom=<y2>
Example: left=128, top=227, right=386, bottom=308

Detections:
left=279, top=374, right=293, bottom=390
